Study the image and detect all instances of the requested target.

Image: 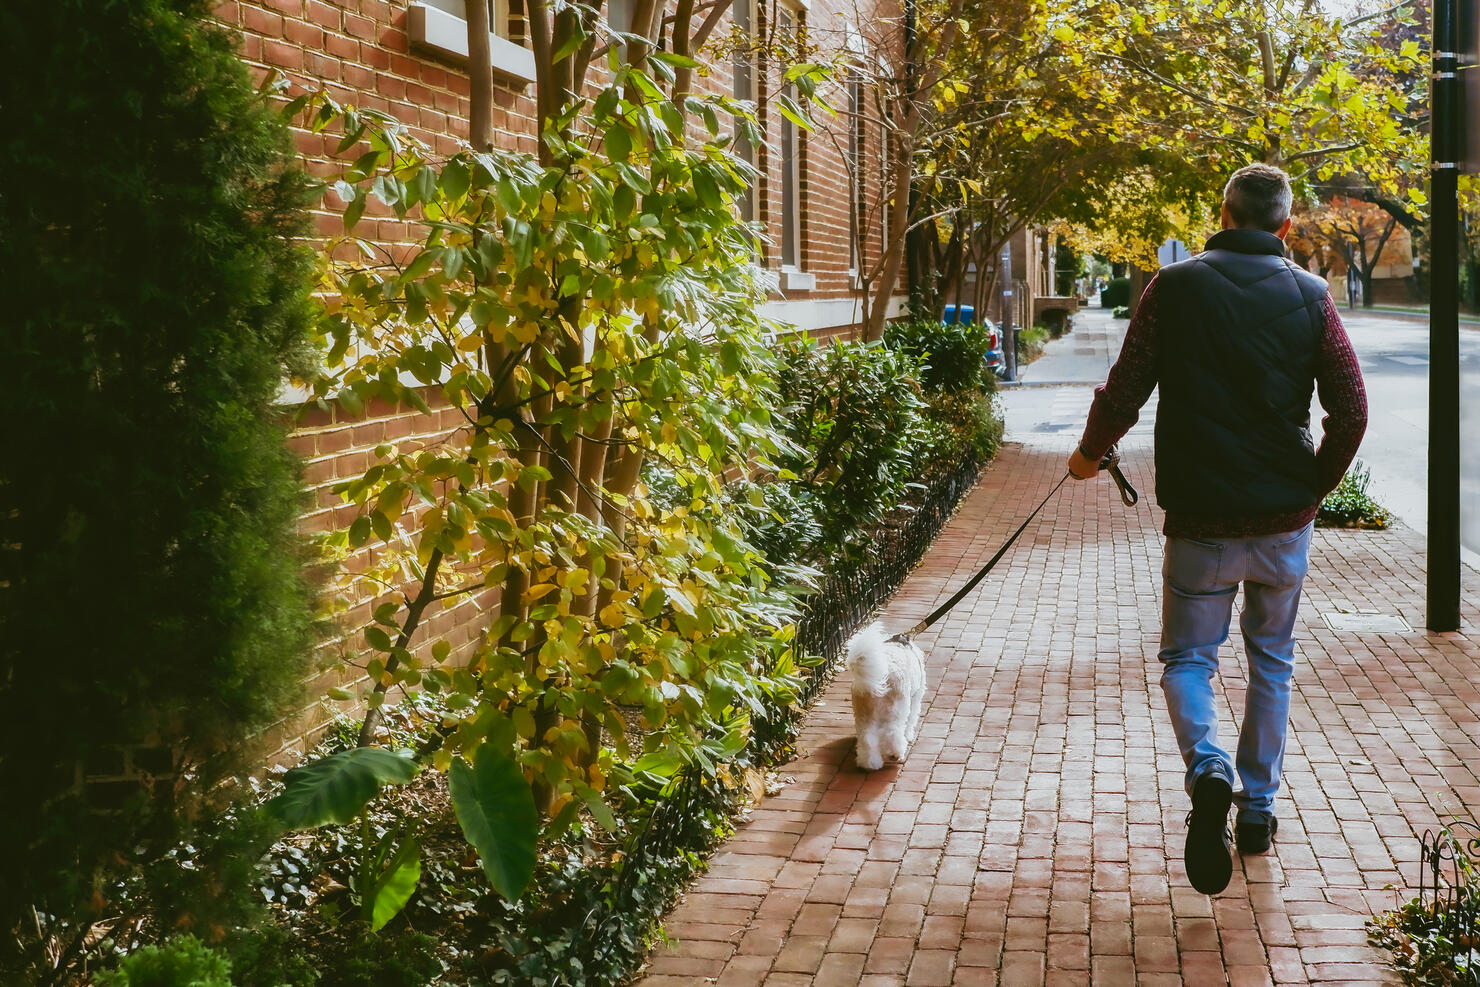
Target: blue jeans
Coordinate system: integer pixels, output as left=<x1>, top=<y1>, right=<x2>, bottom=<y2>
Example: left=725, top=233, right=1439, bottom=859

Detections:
left=1159, top=523, right=1313, bottom=818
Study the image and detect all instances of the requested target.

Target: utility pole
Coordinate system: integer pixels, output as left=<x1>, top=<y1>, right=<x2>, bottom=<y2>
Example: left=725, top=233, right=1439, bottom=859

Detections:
left=1001, top=243, right=1016, bottom=383
left=1427, top=0, right=1465, bottom=631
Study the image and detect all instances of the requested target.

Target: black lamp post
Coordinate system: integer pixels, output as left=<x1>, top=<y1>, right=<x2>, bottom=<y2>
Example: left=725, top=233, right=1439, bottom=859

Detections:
left=1427, top=0, right=1466, bottom=631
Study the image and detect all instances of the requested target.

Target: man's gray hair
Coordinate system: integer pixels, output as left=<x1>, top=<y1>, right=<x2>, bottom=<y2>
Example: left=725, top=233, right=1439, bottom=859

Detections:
left=1223, top=163, right=1293, bottom=232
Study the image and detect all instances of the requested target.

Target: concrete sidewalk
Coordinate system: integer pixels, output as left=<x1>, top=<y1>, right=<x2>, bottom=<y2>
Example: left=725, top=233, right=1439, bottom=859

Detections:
left=636, top=440, right=1480, bottom=986
left=1013, top=307, right=1127, bottom=386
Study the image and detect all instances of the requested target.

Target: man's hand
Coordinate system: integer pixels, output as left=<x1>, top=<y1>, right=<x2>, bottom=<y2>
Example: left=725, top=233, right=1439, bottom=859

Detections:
left=1067, top=445, right=1100, bottom=480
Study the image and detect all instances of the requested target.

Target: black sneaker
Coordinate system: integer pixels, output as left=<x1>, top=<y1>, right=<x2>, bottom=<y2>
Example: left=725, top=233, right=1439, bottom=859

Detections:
left=1236, top=812, right=1278, bottom=854
left=1185, top=772, right=1234, bottom=895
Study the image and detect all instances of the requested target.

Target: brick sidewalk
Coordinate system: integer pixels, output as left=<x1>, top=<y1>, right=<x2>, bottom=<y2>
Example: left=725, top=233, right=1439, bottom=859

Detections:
left=636, top=440, right=1480, bottom=987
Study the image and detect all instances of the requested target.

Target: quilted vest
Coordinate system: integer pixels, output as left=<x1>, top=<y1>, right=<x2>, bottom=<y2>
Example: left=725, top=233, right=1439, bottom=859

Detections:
left=1153, top=228, right=1330, bottom=518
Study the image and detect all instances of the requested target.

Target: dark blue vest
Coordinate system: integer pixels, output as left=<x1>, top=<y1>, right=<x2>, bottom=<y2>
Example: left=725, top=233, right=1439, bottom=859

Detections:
left=1153, top=229, right=1330, bottom=518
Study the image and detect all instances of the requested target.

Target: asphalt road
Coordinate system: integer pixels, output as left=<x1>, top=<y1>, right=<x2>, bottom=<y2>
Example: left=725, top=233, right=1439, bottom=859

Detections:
left=1002, top=305, right=1480, bottom=563
left=1333, top=308, right=1480, bottom=561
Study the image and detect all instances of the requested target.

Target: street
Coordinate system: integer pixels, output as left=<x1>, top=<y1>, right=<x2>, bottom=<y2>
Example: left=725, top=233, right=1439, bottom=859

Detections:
left=1005, top=305, right=1480, bottom=564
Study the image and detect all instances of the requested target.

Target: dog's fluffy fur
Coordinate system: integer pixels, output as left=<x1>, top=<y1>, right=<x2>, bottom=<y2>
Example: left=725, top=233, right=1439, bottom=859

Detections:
left=846, top=623, right=926, bottom=771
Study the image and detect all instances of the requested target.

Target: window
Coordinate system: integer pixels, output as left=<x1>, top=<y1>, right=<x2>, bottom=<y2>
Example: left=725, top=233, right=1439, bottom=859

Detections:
left=777, top=4, right=801, bottom=271
left=608, top=0, right=634, bottom=40
left=847, top=68, right=864, bottom=278
left=732, top=0, right=756, bottom=222
left=408, top=0, right=536, bottom=85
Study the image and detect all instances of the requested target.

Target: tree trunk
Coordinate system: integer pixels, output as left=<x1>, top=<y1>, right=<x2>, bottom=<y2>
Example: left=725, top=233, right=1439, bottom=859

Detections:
left=466, top=0, right=495, bottom=150
left=865, top=139, right=915, bottom=340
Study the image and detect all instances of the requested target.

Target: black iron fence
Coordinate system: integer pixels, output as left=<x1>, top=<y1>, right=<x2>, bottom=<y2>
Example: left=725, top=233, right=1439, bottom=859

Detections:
left=793, top=451, right=983, bottom=704
left=1416, top=818, right=1480, bottom=942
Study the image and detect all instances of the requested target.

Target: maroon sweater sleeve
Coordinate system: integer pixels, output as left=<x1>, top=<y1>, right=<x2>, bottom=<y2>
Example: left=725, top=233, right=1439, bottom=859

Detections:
left=1312, top=295, right=1368, bottom=494
left=1079, top=275, right=1162, bottom=461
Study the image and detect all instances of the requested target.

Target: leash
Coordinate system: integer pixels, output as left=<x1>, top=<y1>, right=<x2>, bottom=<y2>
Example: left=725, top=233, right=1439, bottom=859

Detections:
left=891, top=445, right=1138, bottom=641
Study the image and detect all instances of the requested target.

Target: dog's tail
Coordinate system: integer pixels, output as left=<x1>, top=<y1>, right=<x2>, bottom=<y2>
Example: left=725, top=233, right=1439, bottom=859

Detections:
left=846, top=622, right=894, bottom=696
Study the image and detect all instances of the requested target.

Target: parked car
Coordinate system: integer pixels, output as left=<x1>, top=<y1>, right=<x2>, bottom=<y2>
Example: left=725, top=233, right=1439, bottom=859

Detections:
left=942, top=304, right=1006, bottom=379
left=980, top=318, right=1006, bottom=379
left=941, top=304, right=1006, bottom=379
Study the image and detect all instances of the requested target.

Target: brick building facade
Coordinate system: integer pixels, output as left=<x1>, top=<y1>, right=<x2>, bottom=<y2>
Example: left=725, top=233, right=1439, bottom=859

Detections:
left=215, top=0, right=905, bottom=759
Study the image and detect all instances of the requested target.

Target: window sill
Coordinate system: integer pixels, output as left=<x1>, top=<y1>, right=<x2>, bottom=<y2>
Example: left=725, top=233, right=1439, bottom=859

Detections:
left=781, top=267, right=815, bottom=291
left=408, top=2, right=536, bottom=86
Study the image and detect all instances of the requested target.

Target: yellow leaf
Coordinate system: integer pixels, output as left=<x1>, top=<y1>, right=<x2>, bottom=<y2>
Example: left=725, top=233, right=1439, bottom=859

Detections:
left=523, top=583, right=558, bottom=604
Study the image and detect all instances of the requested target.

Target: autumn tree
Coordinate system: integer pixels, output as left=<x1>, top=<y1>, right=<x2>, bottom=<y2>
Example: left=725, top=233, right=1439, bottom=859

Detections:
left=803, top=0, right=970, bottom=338
left=1050, top=0, right=1429, bottom=263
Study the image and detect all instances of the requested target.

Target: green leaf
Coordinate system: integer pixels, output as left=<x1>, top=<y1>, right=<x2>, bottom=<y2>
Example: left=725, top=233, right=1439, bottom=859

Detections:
left=579, top=786, right=618, bottom=832
left=267, top=748, right=419, bottom=830
left=551, top=29, right=585, bottom=65
left=775, top=96, right=812, bottom=133
left=448, top=748, right=538, bottom=900
left=605, top=124, right=632, bottom=162
left=440, top=159, right=470, bottom=199
left=693, top=169, right=721, bottom=209
left=370, top=841, right=421, bottom=932
left=410, top=166, right=438, bottom=207
left=343, top=188, right=367, bottom=232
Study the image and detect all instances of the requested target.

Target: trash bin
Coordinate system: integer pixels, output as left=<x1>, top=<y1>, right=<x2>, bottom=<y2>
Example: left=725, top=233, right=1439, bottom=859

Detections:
left=942, top=304, right=975, bottom=325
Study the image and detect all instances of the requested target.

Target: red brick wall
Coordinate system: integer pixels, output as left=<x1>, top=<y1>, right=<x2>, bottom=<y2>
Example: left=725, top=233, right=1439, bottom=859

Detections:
left=218, top=0, right=900, bottom=761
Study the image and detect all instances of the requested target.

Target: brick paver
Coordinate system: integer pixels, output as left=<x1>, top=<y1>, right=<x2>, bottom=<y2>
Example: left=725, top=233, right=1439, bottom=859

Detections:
left=637, top=437, right=1480, bottom=986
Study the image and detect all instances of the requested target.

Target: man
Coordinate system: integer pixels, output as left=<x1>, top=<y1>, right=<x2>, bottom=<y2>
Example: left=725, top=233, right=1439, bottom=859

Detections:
left=1068, top=164, right=1368, bottom=895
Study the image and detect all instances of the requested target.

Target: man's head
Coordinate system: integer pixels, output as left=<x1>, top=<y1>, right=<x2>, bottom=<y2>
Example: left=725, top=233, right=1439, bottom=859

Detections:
left=1221, top=163, right=1293, bottom=239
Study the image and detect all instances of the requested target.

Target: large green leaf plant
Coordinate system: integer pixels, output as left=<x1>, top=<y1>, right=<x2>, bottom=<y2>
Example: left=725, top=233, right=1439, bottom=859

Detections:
left=276, top=39, right=817, bottom=919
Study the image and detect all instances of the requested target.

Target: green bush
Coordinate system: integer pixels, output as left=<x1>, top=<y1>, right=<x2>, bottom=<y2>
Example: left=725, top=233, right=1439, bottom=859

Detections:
left=97, top=937, right=233, bottom=987
left=1016, top=325, right=1051, bottom=364
left=0, top=0, right=318, bottom=965
left=883, top=318, right=993, bottom=393
left=1318, top=464, right=1393, bottom=529
left=743, top=334, right=1004, bottom=570
left=1102, top=276, right=1131, bottom=308
left=762, top=335, right=927, bottom=564
left=913, top=391, right=1004, bottom=479
left=1112, top=305, right=1131, bottom=318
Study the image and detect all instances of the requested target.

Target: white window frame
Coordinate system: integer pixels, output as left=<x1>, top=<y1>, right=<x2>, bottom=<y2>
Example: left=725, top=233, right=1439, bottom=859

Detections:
left=846, top=67, right=864, bottom=285
left=408, top=0, right=536, bottom=86
left=732, top=0, right=757, bottom=223
left=776, top=2, right=808, bottom=286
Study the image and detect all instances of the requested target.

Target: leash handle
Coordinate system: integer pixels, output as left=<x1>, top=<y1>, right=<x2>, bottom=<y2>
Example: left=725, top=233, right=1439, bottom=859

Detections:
left=1099, top=445, right=1139, bottom=507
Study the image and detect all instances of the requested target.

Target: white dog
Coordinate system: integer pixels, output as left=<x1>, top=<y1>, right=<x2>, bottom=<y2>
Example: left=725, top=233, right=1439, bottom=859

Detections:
left=846, top=623, right=926, bottom=771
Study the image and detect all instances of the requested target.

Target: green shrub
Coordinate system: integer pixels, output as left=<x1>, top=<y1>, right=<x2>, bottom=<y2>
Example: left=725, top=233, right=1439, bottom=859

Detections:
left=912, top=391, right=1004, bottom=480
left=883, top=318, right=993, bottom=393
left=1112, top=305, right=1131, bottom=318
left=97, top=937, right=233, bottom=987
left=1102, top=276, right=1131, bottom=308
left=0, top=0, right=318, bottom=965
left=1016, top=325, right=1051, bottom=364
left=1318, top=464, right=1393, bottom=529
left=764, top=335, right=927, bottom=564
left=1042, top=309, right=1070, bottom=338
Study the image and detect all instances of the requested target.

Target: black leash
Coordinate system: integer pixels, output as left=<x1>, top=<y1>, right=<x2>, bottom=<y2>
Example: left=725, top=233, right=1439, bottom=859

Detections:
left=891, top=445, right=1138, bottom=642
